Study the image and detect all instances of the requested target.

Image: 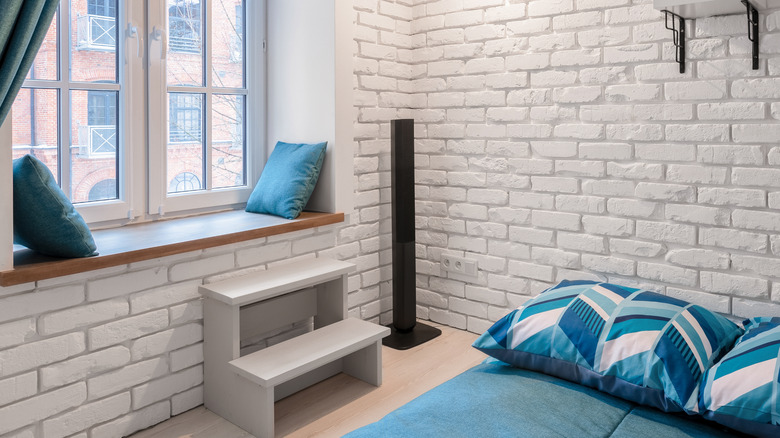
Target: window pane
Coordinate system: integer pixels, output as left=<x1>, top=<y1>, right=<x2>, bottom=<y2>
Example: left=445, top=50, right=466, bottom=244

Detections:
left=70, top=90, right=118, bottom=203
left=11, top=88, right=60, bottom=184
left=212, top=94, right=244, bottom=189
left=27, top=9, right=58, bottom=81
left=87, top=0, right=117, bottom=16
left=71, top=0, right=118, bottom=83
left=167, top=0, right=204, bottom=87
left=169, top=93, right=203, bottom=143
left=87, top=178, right=117, bottom=201
left=168, top=93, right=204, bottom=193
left=211, top=0, right=244, bottom=88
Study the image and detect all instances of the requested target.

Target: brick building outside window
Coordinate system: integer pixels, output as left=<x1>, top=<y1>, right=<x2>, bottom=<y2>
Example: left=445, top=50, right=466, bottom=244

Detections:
left=12, top=0, right=246, bottom=208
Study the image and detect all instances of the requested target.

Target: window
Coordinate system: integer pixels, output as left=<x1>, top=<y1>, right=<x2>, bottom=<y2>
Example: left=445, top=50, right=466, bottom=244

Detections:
left=88, top=0, right=116, bottom=16
left=169, top=172, right=202, bottom=193
left=13, top=0, right=124, bottom=211
left=86, top=91, right=117, bottom=157
left=168, top=1, right=202, bottom=54
left=88, top=91, right=116, bottom=126
left=0, top=1, right=351, bottom=273
left=168, top=94, right=203, bottom=143
left=88, top=179, right=117, bottom=201
left=11, top=0, right=256, bottom=222
left=230, top=5, right=243, bottom=62
left=79, top=0, right=118, bottom=50
left=150, top=0, right=251, bottom=213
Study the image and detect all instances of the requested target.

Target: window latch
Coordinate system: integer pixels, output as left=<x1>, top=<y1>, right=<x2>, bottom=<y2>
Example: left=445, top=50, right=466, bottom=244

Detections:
left=128, top=23, right=141, bottom=58
left=151, top=26, right=167, bottom=61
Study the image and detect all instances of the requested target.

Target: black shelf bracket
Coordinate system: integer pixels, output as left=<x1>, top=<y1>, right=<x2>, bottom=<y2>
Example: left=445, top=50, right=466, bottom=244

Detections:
left=663, top=10, right=686, bottom=74
left=743, top=0, right=759, bottom=70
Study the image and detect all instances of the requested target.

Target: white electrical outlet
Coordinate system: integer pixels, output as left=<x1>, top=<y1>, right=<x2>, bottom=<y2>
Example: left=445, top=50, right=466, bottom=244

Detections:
left=441, top=254, right=478, bottom=277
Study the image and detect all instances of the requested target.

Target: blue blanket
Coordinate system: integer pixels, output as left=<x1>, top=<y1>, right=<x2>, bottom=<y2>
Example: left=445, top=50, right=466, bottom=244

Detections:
left=344, top=364, right=742, bottom=437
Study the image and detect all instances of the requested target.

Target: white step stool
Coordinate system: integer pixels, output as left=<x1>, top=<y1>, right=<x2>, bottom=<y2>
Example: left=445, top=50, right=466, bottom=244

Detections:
left=199, top=258, right=390, bottom=438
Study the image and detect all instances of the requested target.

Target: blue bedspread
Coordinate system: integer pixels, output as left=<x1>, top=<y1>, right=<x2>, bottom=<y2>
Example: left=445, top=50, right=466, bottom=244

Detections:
left=344, top=364, right=743, bottom=438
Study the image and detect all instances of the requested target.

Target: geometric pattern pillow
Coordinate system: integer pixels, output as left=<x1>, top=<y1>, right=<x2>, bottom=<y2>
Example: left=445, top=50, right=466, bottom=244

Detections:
left=473, top=280, right=742, bottom=414
left=699, top=317, right=780, bottom=437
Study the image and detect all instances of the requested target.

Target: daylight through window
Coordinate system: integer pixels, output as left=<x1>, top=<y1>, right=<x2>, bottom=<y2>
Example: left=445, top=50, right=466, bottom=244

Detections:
left=10, top=0, right=250, bottom=220
left=164, top=0, right=247, bottom=196
left=12, top=0, right=120, bottom=205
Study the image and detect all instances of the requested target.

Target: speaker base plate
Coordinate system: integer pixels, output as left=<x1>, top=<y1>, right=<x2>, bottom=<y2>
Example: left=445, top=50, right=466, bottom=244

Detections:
left=381, top=321, right=442, bottom=350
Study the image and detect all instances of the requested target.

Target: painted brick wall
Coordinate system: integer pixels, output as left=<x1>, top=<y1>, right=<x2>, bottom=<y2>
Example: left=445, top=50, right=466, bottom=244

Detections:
left=0, top=227, right=354, bottom=437
left=409, top=0, right=780, bottom=335
left=0, top=1, right=408, bottom=435
left=3, top=0, right=780, bottom=436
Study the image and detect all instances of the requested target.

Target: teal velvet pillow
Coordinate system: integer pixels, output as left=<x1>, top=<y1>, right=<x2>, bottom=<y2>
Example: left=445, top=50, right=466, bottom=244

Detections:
left=246, top=141, right=327, bottom=219
left=13, top=154, right=97, bottom=258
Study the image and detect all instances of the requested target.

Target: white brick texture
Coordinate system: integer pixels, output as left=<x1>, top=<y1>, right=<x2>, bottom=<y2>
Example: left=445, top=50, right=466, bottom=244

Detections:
left=42, top=392, right=130, bottom=438
left=2, top=1, right=780, bottom=436
left=409, top=0, right=780, bottom=326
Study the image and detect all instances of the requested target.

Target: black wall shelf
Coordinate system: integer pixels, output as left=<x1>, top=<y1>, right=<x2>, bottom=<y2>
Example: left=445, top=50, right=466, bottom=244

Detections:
left=663, top=10, right=687, bottom=73
left=659, top=0, right=764, bottom=73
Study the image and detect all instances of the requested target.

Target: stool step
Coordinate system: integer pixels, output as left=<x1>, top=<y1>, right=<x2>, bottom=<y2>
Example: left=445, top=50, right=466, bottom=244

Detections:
left=199, top=258, right=354, bottom=306
left=229, top=318, right=390, bottom=388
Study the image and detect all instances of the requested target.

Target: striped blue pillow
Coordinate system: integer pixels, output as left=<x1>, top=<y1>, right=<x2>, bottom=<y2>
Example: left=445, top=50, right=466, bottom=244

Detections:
left=473, top=280, right=742, bottom=414
left=699, top=317, right=780, bottom=437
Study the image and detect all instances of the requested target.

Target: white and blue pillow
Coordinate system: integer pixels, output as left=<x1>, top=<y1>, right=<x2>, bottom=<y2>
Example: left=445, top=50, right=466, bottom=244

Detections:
left=699, top=317, right=780, bottom=437
left=473, top=280, right=742, bottom=414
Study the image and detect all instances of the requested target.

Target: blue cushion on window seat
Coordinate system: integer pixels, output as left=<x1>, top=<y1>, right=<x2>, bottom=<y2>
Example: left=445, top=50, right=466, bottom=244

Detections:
left=245, top=141, right=327, bottom=220
left=12, top=154, right=97, bottom=258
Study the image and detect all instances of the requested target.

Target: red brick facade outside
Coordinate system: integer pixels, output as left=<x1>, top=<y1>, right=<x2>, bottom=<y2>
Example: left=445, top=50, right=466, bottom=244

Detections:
left=12, top=0, right=245, bottom=204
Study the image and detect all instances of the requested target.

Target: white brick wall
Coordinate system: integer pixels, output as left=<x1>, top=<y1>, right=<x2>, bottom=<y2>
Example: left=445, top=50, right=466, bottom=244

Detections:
left=2, top=1, right=780, bottom=436
left=0, top=219, right=383, bottom=436
left=409, top=0, right=780, bottom=332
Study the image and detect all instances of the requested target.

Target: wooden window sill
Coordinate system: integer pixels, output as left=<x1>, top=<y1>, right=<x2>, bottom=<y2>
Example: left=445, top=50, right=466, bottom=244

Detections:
left=0, top=211, right=344, bottom=287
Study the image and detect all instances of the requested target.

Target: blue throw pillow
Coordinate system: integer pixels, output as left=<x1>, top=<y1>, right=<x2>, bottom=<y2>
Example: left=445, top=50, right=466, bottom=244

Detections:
left=473, top=280, right=742, bottom=414
left=699, top=317, right=780, bottom=437
left=13, top=154, right=97, bottom=258
left=246, top=141, right=327, bottom=219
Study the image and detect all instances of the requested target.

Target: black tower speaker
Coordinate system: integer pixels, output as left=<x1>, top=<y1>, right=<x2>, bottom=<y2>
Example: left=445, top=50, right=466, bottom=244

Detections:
left=382, top=119, right=442, bottom=350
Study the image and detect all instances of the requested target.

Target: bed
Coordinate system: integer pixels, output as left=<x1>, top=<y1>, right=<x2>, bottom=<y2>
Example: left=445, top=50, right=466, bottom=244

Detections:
left=345, top=363, right=741, bottom=438
left=346, top=281, right=780, bottom=438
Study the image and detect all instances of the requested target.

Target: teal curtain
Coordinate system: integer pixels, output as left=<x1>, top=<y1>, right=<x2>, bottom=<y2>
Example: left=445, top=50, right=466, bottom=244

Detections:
left=0, top=0, right=60, bottom=126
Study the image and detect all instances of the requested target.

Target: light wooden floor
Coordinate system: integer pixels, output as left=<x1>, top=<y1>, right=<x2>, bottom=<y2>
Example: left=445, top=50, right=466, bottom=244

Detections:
left=131, top=322, right=484, bottom=438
